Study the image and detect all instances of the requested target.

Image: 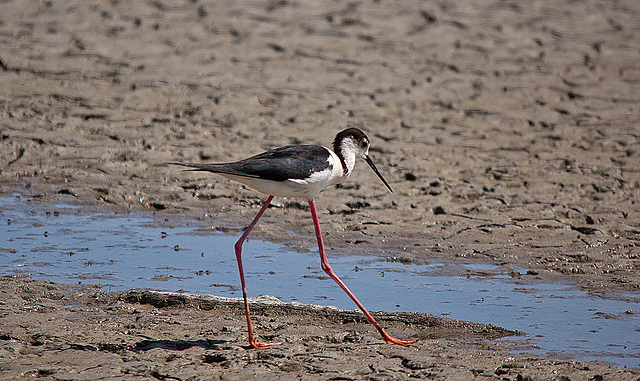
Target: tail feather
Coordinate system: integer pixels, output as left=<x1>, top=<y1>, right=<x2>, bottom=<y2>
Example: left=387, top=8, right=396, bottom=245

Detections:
left=168, top=161, right=261, bottom=179
left=168, top=162, right=219, bottom=172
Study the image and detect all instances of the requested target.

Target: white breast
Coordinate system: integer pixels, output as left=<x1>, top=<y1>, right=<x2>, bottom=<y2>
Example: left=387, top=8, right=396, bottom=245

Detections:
left=286, top=148, right=346, bottom=198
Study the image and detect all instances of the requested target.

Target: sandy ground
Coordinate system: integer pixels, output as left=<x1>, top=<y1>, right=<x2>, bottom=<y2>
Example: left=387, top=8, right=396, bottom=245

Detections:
left=1, top=0, right=640, bottom=379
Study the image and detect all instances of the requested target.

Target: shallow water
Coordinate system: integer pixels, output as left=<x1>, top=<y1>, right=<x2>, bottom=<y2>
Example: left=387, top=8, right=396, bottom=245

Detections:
left=0, top=195, right=638, bottom=368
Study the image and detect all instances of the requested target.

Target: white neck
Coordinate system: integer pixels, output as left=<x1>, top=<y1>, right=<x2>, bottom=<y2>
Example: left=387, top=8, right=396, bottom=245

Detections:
left=336, top=138, right=364, bottom=177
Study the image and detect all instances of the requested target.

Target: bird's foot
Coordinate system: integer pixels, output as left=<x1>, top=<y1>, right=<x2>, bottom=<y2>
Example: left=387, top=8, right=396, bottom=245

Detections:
left=381, top=330, right=417, bottom=346
left=249, top=340, right=282, bottom=350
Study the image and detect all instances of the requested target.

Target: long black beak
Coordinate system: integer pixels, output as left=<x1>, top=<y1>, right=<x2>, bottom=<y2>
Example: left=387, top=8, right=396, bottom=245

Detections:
left=364, top=154, right=393, bottom=193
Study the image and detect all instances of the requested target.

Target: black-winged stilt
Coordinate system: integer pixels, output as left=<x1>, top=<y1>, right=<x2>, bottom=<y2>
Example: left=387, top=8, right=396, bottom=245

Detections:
left=172, top=128, right=416, bottom=348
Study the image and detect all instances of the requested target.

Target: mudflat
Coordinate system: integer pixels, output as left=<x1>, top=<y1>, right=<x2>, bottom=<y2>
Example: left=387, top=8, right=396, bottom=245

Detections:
left=0, top=277, right=636, bottom=380
left=1, top=0, right=639, bottom=379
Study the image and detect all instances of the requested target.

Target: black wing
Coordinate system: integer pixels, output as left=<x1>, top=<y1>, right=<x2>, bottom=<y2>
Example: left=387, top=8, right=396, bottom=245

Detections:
left=171, top=145, right=332, bottom=182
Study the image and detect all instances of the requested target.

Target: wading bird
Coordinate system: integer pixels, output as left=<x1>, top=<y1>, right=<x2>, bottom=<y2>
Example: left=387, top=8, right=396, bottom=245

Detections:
left=172, top=128, right=416, bottom=348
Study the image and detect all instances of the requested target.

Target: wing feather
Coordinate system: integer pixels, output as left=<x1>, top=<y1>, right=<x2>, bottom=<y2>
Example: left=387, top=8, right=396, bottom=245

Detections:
left=170, top=145, right=332, bottom=182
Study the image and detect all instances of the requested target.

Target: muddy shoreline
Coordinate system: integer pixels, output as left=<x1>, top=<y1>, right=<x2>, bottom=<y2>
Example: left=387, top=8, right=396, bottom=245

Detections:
left=1, top=0, right=639, bottom=378
left=1, top=277, right=638, bottom=380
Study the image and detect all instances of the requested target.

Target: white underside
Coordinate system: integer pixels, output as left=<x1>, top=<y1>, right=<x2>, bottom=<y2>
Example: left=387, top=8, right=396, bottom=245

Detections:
left=219, top=149, right=347, bottom=199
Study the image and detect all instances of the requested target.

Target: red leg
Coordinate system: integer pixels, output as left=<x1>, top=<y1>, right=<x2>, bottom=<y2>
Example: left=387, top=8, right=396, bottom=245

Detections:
left=308, top=200, right=416, bottom=346
left=234, top=195, right=281, bottom=349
